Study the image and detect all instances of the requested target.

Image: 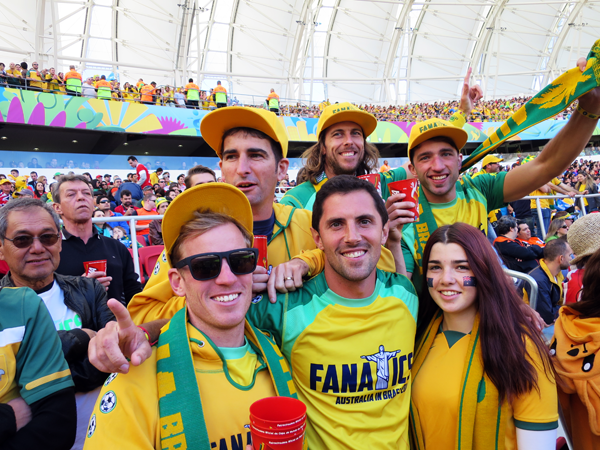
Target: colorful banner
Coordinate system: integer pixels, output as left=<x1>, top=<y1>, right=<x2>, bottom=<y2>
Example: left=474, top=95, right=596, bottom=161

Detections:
left=0, top=86, right=599, bottom=145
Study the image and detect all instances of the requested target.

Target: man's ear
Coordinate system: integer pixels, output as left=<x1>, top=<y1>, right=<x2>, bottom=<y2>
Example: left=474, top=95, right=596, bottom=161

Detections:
left=408, top=163, right=417, bottom=178
left=311, top=227, right=324, bottom=251
left=381, top=221, right=390, bottom=246
left=52, top=202, right=62, bottom=216
left=277, top=158, right=290, bottom=182
left=168, top=268, right=186, bottom=298
left=0, top=241, right=5, bottom=261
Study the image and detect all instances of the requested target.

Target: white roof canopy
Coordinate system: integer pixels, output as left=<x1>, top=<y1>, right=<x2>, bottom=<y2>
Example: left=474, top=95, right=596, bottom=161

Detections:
left=0, top=0, right=598, bottom=105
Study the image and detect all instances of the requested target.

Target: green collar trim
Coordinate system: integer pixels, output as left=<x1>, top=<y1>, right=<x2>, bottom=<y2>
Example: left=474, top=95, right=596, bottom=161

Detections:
left=217, top=337, right=253, bottom=360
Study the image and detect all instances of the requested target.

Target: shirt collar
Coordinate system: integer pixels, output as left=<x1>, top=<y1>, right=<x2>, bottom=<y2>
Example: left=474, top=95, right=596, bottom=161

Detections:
left=62, top=224, right=99, bottom=240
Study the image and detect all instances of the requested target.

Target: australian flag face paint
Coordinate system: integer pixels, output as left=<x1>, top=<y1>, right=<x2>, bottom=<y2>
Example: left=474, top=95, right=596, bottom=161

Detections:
left=463, top=276, right=477, bottom=287
left=427, top=278, right=434, bottom=288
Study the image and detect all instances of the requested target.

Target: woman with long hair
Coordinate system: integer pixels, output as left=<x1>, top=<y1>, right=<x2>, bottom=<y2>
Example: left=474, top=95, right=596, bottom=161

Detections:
left=33, top=181, right=46, bottom=199
left=552, top=247, right=600, bottom=449
left=575, top=172, right=599, bottom=212
left=546, top=218, right=569, bottom=242
left=411, top=223, right=557, bottom=450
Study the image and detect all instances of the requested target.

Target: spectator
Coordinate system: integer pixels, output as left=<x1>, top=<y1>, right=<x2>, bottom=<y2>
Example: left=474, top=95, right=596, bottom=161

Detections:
left=148, top=197, right=168, bottom=245
left=379, top=159, right=391, bottom=172
left=551, top=246, right=600, bottom=450
left=114, top=189, right=138, bottom=216
left=564, top=213, right=600, bottom=304
left=111, top=226, right=136, bottom=249
left=115, top=180, right=143, bottom=203
left=166, top=189, right=177, bottom=202
left=162, top=171, right=171, bottom=184
left=516, top=219, right=545, bottom=247
left=174, top=86, right=186, bottom=107
left=92, top=209, right=112, bottom=237
left=53, top=174, right=142, bottom=304
left=64, top=65, right=82, bottom=96
left=27, top=171, right=38, bottom=189
left=575, top=172, right=599, bottom=212
left=213, top=80, right=228, bottom=108
left=545, top=217, right=569, bottom=242
left=0, top=178, right=13, bottom=206
left=184, top=164, right=217, bottom=188
left=33, top=181, right=46, bottom=200
left=525, top=238, right=573, bottom=340
left=127, top=155, right=151, bottom=189
left=135, top=191, right=157, bottom=245
left=176, top=173, right=186, bottom=190
left=0, top=198, right=114, bottom=449
left=149, top=167, right=162, bottom=186
left=81, top=77, right=96, bottom=98
left=493, top=215, right=543, bottom=273
left=96, top=194, right=129, bottom=234
left=27, top=158, right=41, bottom=168
left=0, top=285, right=76, bottom=449
left=267, top=87, right=280, bottom=114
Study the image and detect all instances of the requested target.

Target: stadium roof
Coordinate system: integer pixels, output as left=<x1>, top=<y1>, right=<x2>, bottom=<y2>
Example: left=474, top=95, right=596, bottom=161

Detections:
left=1, top=0, right=598, bottom=105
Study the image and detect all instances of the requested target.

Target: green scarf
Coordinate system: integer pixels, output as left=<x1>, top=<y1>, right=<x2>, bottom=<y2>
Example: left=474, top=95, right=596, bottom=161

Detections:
left=462, top=39, right=600, bottom=171
left=410, top=313, right=509, bottom=450
left=156, top=308, right=296, bottom=449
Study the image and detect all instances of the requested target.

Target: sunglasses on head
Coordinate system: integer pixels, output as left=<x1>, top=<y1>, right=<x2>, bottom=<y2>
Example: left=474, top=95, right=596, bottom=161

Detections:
left=174, top=248, right=258, bottom=281
left=4, top=233, right=60, bottom=249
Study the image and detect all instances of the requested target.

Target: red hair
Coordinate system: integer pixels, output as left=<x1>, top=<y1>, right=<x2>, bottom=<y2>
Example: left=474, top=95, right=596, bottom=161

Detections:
left=418, top=222, right=553, bottom=402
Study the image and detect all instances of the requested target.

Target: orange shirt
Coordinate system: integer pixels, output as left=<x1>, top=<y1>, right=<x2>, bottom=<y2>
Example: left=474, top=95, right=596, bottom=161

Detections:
left=135, top=208, right=156, bottom=235
left=267, top=92, right=279, bottom=100
left=64, top=69, right=82, bottom=81
left=96, top=80, right=112, bottom=89
left=140, top=84, right=155, bottom=102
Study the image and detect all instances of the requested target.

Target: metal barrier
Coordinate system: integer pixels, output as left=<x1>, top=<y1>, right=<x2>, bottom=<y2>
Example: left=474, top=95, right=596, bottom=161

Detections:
left=503, top=268, right=539, bottom=310
left=522, top=193, right=600, bottom=238
left=91, top=214, right=163, bottom=277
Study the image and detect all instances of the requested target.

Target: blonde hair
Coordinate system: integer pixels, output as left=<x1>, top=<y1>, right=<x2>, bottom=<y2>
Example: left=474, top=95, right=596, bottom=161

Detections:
left=170, top=210, right=252, bottom=264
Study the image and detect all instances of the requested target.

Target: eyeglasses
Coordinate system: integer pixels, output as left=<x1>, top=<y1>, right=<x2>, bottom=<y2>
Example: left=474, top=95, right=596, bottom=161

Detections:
left=3, top=233, right=60, bottom=249
left=561, top=225, right=568, bottom=229
left=175, top=248, right=258, bottom=281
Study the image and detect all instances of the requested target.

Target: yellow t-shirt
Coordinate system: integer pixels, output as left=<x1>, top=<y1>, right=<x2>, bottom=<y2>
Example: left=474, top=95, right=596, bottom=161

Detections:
left=85, top=322, right=276, bottom=449
left=412, top=331, right=558, bottom=450
left=579, top=184, right=588, bottom=206
left=530, top=178, right=561, bottom=209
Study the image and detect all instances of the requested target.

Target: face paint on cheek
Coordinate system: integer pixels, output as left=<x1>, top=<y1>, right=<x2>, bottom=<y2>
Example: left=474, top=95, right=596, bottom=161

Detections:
left=463, top=276, right=477, bottom=287
left=427, top=278, right=434, bottom=288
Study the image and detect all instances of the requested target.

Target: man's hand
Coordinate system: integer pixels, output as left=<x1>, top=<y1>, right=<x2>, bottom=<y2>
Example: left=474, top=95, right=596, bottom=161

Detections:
left=8, top=397, right=31, bottom=431
left=81, top=328, right=97, bottom=339
left=267, top=259, right=309, bottom=303
left=88, top=299, right=152, bottom=374
left=459, top=67, right=483, bottom=116
left=83, top=270, right=112, bottom=291
left=385, top=192, right=416, bottom=243
left=124, top=206, right=136, bottom=216
left=252, top=265, right=270, bottom=294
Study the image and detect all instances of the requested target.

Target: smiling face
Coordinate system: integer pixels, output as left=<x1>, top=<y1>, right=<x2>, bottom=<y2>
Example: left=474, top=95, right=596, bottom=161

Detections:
left=409, top=139, right=462, bottom=203
left=219, top=132, right=288, bottom=218
left=311, top=190, right=387, bottom=297
left=426, top=242, right=478, bottom=322
left=0, top=208, right=60, bottom=289
left=517, top=223, right=531, bottom=240
left=168, top=222, right=252, bottom=345
left=322, top=121, right=365, bottom=177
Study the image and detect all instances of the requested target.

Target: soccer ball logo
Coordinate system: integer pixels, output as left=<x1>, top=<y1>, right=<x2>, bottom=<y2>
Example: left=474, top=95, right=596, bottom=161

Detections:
left=87, top=414, right=96, bottom=437
left=99, top=391, right=117, bottom=414
left=104, top=373, right=117, bottom=386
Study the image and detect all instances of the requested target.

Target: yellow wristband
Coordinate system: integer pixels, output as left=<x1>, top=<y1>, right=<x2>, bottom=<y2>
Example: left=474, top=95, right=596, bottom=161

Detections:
left=577, top=103, right=600, bottom=120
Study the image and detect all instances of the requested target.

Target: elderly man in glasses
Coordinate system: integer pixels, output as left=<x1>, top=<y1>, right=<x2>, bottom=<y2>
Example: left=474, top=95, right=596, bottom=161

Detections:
left=85, top=183, right=296, bottom=450
left=0, top=197, right=115, bottom=450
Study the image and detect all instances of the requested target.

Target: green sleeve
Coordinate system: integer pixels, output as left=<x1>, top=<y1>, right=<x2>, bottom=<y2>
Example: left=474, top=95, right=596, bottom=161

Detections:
left=279, top=194, right=301, bottom=208
left=380, top=167, right=407, bottom=200
left=16, top=289, right=73, bottom=404
left=246, top=294, right=287, bottom=348
left=401, top=239, right=415, bottom=275
left=467, top=171, right=508, bottom=212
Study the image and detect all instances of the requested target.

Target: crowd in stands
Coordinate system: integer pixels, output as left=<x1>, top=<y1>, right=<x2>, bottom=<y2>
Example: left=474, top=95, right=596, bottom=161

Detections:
left=3, top=68, right=600, bottom=450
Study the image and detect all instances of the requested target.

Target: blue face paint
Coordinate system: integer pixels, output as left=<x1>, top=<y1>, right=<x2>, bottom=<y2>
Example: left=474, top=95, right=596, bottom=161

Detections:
left=463, top=276, right=477, bottom=287
left=427, top=278, right=434, bottom=288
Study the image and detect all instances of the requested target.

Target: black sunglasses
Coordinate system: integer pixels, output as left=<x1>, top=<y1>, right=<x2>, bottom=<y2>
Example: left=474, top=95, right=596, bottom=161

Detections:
left=175, top=248, right=258, bottom=281
left=99, top=199, right=109, bottom=204
left=4, top=233, right=60, bottom=249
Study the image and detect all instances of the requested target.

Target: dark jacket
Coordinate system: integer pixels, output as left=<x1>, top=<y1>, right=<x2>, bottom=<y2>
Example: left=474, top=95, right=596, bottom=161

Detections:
left=0, top=272, right=115, bottom=391
left=493, top=235, right=543, bottom=273
left=149, top=219, right=163, bottom=245
left=586, top=182, right=599, bottom=212
left=524, top=259, right=564, bottom=325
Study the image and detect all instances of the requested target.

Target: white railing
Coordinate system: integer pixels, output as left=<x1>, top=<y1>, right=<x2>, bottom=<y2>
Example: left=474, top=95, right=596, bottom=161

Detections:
left=523, top=193, right=600, bottom=238
left=91, top=215, right=163, bottom=277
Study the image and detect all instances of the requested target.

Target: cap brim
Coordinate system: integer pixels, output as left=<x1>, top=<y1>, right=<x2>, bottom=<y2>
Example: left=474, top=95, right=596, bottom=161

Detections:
left=200, top=107, right=287, bottom=158
left=318, top=110, right=377, bottom=138
left=162, top=183, right=253, bottom=265
left=409, top=125, right=468, bottom=153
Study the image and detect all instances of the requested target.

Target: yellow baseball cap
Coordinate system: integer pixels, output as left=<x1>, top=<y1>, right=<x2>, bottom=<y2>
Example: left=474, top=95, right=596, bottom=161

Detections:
left=200, top=106, right=288, bottom=158
left=407, top=118, right=468, bottom=160
left=481, top=155, right=504, bottom=167
left=162, top=183, right=254, bottom=265
left=317, top=102, right=377, bottom=139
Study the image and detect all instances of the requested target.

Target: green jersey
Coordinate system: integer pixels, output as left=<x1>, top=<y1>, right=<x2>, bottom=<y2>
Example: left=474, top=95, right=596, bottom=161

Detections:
left=0, top=287, right=73, bottom=405
left=247, top=269, right=418, bottom=449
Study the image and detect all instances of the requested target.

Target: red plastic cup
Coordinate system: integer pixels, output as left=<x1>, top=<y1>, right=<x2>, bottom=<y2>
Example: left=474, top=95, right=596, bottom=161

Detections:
left=254, top=236, right=268, bottom=268
left=84, top=259, right=107, bottom=275
left=387, top=179, right=420, bottom=221
left=250, top=422, right=305, bottom=449
left=249, top=397, right=306, bottom=430
left=357, top=174, right=382, bottom=197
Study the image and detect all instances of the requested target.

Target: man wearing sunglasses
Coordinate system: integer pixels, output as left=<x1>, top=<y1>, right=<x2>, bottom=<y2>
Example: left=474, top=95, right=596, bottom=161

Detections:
left=127, top=107, right=400, bottom=327
left=0, top=197, right=115, bottom=449
left=85, top=183, right=296, bottom=450
left=95, top=194, right=130, bottom=235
